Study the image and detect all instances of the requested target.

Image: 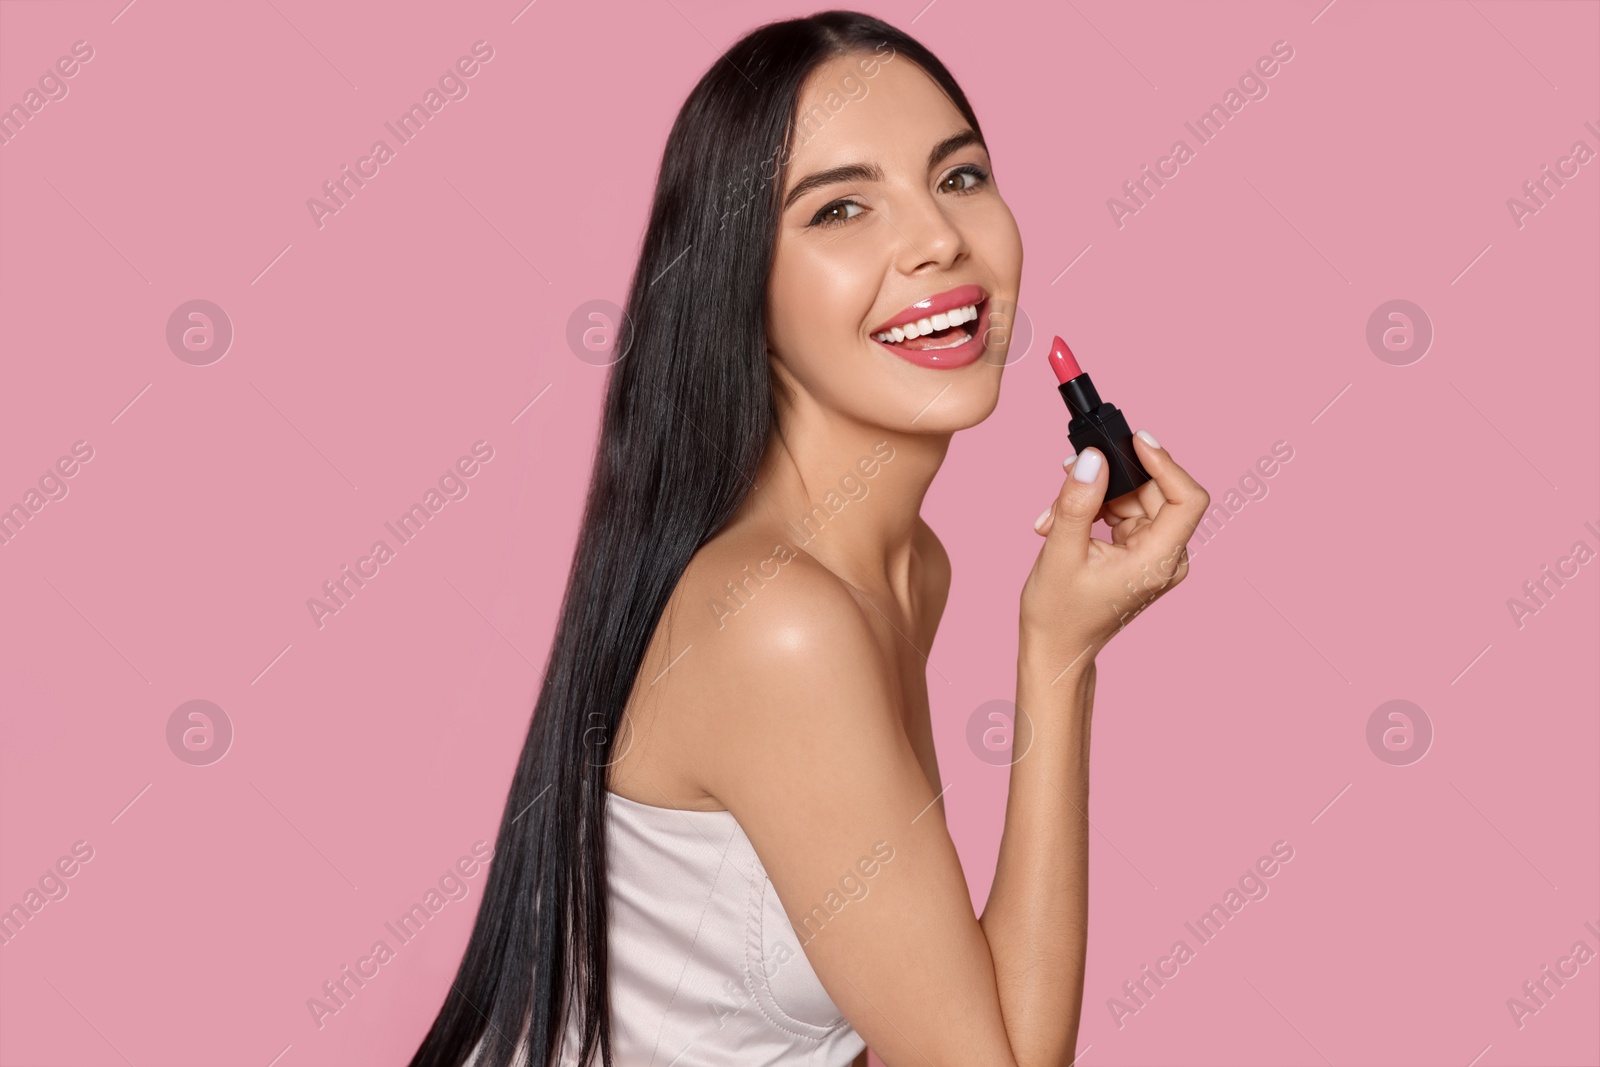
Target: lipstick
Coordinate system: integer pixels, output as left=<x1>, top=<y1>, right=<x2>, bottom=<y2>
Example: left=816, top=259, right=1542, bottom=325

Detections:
left=1047, top=336, right=1151, bottom=501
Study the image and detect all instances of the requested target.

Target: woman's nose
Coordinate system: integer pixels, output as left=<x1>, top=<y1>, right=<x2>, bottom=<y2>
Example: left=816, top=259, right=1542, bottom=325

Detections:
left=890, top=193, right=967, bottom=275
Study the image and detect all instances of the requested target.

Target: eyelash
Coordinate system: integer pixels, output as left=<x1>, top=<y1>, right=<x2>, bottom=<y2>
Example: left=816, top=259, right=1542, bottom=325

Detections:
left=807, top=164, right=991, bottom=229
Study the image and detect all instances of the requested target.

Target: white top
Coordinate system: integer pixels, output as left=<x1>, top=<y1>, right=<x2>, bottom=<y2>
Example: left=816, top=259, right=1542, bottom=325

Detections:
left=560, top=791, right=867, bottom=1066
left=469, top=791, right=867, bottom=1066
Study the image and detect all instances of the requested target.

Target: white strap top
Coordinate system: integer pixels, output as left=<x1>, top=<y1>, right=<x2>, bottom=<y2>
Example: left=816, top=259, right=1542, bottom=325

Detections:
left=552, top=790, right=867, bottom=1066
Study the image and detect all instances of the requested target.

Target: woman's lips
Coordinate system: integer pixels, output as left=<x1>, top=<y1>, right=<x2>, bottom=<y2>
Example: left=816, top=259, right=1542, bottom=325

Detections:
left=872, top=296, right=991, bottom=370
left=870, top=282, right=989, bottom=335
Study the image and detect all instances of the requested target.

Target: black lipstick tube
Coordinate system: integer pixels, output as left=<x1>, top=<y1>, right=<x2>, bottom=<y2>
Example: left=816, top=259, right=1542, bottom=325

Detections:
left=1056, top=364, right=1151, bottom=502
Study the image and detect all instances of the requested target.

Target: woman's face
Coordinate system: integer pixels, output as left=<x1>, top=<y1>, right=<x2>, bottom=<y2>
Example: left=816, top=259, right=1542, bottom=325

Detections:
left=766, top=51, right=1024, bottom=433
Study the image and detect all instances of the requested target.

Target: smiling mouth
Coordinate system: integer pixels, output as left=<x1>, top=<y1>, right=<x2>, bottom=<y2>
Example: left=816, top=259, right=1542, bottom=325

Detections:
left=872, top=299, right=984, bottom=351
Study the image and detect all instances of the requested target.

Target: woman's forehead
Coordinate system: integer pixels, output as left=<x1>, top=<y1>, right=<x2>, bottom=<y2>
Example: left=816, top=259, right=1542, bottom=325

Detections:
left=785, top=56, right=964, bottom=172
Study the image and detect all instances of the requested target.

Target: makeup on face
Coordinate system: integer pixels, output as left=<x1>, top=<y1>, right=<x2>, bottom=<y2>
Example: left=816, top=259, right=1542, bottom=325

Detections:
left=870, top=283, right=990, bottom=369
left=1047, top=335, right=1151, bottom=501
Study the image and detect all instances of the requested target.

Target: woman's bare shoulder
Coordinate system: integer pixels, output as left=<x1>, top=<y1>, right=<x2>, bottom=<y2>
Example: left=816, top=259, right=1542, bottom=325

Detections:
left=671, top=526, right=874, bottom=657
left=618, top=524, right=891, bottom=805
left=668, top=518, right=949, bottom=666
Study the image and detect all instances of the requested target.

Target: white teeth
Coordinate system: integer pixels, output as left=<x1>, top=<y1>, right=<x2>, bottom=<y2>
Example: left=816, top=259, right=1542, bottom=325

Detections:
left=874, top=302, right=980, bottom=343
left=922, top=329, right=974, bottom=350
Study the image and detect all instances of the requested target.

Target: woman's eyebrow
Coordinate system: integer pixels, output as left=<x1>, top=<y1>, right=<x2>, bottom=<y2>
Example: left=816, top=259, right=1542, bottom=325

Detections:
left=783, top=162, right=881, bottom=212
left=781, top=128, right=986, bottom=212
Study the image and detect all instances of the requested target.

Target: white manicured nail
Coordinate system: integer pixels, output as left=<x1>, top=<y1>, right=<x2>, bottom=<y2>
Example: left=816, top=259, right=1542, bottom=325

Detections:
left=1034, top=507, right=1052, bottom=532
left=1135, top=428, right=1160, bottom=448
left=1072, top=448, right=1103, bottom=483
left=1062, top=447, right=1077, bottom=469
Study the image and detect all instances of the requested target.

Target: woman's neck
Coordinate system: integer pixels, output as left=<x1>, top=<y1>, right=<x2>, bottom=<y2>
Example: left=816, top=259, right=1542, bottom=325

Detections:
left=744, top=409, right=949, bottom=606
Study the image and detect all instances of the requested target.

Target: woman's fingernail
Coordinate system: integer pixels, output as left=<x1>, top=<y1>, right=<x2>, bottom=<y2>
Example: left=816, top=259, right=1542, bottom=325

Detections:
left=1135, top=428, right=1160, bottom=448
left=1062, top=447, right=1077, bottom=469
left=1072, top=448, right=1103, bottom=483
left=1034, top=506, right=1052, bottom=532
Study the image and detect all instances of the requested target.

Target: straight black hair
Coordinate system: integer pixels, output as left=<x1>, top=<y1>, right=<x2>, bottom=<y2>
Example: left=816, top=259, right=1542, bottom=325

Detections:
left=408, top=10, right=985, bottom=1065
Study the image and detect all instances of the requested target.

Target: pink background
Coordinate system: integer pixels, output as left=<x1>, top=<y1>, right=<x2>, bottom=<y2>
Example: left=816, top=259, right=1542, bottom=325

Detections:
left=2, top=1, right=1596, bottom=1064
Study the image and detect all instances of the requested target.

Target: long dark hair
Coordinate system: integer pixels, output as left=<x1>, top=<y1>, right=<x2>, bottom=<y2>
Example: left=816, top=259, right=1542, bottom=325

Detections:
left=409, top=11, right=985, bottom=1066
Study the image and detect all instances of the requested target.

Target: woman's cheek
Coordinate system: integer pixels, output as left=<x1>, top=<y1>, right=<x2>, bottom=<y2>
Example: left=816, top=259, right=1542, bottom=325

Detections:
left=982, top=201, right=1024, bottom=279
left=803, top=248, right=879, bottom=337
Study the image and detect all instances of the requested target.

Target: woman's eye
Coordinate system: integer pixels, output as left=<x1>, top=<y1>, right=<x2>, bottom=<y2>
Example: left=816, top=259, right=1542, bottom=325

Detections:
left=807, top=165, right=988, bottom=229
left=941, top=164, right=990, bottom=193
left=810, top=199, right=864, bottom=228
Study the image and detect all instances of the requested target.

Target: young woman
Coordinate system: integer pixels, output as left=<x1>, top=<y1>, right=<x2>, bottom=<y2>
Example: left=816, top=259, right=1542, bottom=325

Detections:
left=410, top=10, right=1208, bottom=1067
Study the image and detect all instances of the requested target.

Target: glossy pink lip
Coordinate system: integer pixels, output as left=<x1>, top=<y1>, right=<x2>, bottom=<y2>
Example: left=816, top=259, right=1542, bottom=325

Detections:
left=870, top=283, right=988, bottom=336
left=872, top=295, right=990, bottom=370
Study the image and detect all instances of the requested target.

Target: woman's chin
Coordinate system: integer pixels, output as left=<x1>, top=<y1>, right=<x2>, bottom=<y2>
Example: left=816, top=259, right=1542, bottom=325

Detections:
left=888, top=367, right=1003, bottom=433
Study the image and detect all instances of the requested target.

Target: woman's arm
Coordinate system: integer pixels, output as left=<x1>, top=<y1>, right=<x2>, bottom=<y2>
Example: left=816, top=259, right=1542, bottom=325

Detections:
left=693, top=562, right=1037, bottom=1064
left=979, top=650, right=1095, bottom=1065
left=681, top=438, right=1204, bottom=1065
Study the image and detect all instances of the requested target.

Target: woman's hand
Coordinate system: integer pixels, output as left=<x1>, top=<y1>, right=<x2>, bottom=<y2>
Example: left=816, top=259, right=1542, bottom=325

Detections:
left=1020, top=430, right=1210, bottom=670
